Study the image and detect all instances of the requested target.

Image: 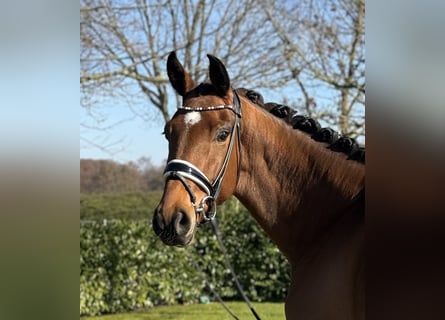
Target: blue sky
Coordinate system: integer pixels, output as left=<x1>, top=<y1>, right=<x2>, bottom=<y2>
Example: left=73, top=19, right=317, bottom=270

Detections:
left=80, top=87, right=296, bottom=166
left=79, top=84, right=362, bottom=167
left=79, top=0, right=366, bottom=167
left=80, top=103, right=169, bottom=166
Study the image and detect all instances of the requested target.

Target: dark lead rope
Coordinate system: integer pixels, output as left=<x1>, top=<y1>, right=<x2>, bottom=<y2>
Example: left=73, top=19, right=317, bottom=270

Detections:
left=188, top=256, right=241, bottom=320
left=211, top=218, right=262, bottom=320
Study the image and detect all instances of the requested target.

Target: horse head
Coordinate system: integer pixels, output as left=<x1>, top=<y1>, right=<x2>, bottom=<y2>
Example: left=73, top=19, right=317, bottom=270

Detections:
left=152, top=52, right=241, bottom=246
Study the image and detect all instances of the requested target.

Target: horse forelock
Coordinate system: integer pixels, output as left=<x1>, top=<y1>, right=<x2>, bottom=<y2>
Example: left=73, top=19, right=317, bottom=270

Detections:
left=184, top=83, right=214, bottom=98
left=179, top=83, right=234, bottom=110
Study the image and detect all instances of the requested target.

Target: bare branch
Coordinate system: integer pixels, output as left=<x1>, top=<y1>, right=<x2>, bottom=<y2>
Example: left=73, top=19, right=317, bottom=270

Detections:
left=81, top=0, right=365, bottom=155
left=259, top=0, right=365, bottom=138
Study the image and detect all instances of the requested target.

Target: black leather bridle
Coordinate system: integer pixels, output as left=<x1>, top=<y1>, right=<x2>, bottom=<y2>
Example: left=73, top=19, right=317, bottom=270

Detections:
left=163, top=89, right=242, bottom=221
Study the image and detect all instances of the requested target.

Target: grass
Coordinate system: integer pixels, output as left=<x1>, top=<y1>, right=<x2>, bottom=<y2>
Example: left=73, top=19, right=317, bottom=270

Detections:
left=81, top=302, right=285, bottom=320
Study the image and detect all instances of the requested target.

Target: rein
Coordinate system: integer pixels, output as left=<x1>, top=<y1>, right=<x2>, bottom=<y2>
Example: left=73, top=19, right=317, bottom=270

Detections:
left=210, top=218, right=261, bottom=320
left=163, top=89, right=242, bottom=221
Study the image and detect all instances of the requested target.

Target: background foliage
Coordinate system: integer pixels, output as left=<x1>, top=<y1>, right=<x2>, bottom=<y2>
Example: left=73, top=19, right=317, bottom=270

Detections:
left=80, top=191, right=162, bottom=220
left=80, top=158, right=164, bottom=193
left=80, top=194, right=290, bottom=316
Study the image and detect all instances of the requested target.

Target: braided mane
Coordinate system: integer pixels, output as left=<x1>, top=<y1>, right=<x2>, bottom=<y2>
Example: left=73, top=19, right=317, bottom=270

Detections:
left=238, top=88, right=365, bottom=164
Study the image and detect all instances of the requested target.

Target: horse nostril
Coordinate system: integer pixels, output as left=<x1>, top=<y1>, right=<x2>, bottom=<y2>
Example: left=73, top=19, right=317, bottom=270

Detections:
left=174, top=210, right=191, bottom=234
left=152, top=209, right=165, bottom=236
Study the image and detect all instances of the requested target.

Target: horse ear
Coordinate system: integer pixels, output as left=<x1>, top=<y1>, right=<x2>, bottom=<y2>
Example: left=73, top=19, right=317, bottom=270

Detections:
left=207, top=54, right=230, bottom=96
left=167, top=51, right=195, bottom=96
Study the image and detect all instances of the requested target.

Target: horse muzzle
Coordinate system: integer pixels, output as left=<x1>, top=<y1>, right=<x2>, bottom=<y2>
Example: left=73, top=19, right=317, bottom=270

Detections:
left=152, top=206, right=195, bottom=247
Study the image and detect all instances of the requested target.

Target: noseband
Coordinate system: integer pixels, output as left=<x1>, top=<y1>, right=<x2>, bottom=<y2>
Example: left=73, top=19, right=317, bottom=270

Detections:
left=163, top=89, right=242, bottom=222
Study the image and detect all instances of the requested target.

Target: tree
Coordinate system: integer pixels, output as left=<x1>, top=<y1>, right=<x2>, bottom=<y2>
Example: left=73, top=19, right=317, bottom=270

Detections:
left=80, top=159, right=145, bottom=193
left=136, top=156, right=165, bottom=191
left=259, top=0, right=365, bottom=138
left=81, top=0, right=284, bottom=123
left=80, top=0, right=365, bottom=153
left=80, top=158, right=165, bottom=193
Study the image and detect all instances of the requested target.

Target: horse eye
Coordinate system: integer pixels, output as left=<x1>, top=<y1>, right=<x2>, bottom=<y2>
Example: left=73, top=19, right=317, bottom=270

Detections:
left=216, top=129, right=230, bottom=142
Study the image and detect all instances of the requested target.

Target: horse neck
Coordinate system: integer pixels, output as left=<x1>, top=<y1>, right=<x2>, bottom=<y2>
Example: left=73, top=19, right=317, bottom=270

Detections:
left=234, top=100, right=365, bottom=260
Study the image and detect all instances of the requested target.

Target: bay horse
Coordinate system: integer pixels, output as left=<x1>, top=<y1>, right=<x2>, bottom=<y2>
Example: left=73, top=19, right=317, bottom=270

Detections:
left=153, top=52, right=365, bottom=320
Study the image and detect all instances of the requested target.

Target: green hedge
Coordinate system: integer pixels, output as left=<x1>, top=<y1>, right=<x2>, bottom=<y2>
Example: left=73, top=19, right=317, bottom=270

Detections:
left=80, top=191, right=162, bottom=220
left=80, top=198, right=290, bottom=316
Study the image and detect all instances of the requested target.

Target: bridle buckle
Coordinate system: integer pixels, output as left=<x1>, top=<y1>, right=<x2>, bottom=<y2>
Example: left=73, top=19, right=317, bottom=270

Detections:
left=199, top=195, right=216, bottom=221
